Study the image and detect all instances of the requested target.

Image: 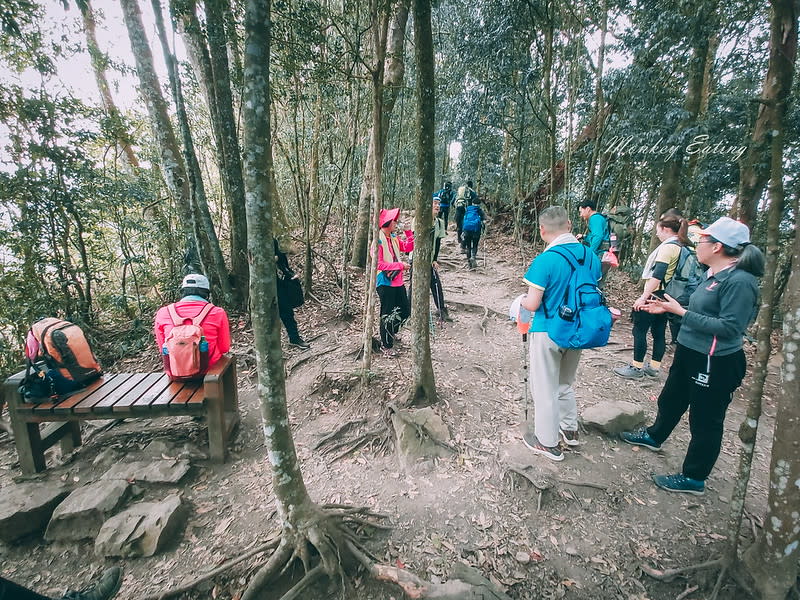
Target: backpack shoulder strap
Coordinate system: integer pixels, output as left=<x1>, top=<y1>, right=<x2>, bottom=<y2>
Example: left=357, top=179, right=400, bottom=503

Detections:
left=193, top=303, right=215, bottom=326
left=166, top=303, right=184, bottom=327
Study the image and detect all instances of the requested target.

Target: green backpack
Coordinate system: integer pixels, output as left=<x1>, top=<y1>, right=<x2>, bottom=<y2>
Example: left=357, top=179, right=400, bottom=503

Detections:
left=605, top=205, right=633, bottom=252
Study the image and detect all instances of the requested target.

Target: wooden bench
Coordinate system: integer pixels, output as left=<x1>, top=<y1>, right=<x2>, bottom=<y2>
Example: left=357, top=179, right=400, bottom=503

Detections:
left=2, top=355, right=239, bottom=474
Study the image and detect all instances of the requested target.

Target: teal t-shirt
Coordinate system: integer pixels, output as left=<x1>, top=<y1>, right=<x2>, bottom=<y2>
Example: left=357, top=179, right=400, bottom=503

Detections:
left=586, top=213, right=609, bottom=255
left=522, top=243, right=602, bottom=332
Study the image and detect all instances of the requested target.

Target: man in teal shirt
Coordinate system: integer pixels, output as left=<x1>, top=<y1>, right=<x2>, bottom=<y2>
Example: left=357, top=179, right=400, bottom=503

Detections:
left=520, top=206, right=601, bottom=462
left=578, top=200, right=610, bottom=285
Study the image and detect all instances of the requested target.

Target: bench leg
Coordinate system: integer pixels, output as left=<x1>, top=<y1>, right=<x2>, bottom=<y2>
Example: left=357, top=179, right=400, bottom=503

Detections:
left=60, top=421, right=82, bottom=455
left=14, top=421, right=46, bottom=474
left=207, top=396, right=227, bottom=463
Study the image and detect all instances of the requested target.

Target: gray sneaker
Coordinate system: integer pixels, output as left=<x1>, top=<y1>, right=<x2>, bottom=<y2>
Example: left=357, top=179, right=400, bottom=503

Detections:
left=522, top=432, right=564, bottom=462
left=614, top=364, right=644, bottom=379
left=642, top=364, right=660, bottom=378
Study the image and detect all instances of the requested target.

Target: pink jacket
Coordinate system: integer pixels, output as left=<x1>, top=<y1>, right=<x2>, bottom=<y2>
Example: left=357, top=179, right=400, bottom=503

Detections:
left=154, top=300, right=231, bottom=371
left=377, top=229, right=414, bottom=287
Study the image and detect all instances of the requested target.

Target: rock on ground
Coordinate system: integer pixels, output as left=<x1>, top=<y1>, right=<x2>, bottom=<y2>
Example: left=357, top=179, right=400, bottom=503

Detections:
left=0, top=482, right=70, bottom=543
left=391, top=407, right=454, bottom=472
left=100, top=459, right=190, bottom=484
left=95, top=494, right=185, bottom=558
left=582, top=400, right=646, bottom=434
left=45, top=479, right=129, bottom=542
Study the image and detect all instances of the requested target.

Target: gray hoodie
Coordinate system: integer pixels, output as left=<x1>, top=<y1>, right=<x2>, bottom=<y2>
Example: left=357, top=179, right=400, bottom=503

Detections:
left=677, top=266, right=759, bottom=357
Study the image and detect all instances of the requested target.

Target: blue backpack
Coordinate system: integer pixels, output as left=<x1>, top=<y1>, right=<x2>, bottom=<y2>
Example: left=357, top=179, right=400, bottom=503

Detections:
left=462, top=205, right=482, bottom=232
left=544, top=246, right=612, bottom=349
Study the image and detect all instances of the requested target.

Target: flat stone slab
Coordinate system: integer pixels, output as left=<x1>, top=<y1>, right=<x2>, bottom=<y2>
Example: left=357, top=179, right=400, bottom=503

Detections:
left=45, top=480, right=129, bottom=542
left=100, top=459, right=190, bottom=484
left=95, top=494, right=185, bottom=557
left=0, top=482, right=70, bottom=543
left=582, top=400, right=646, bottom=434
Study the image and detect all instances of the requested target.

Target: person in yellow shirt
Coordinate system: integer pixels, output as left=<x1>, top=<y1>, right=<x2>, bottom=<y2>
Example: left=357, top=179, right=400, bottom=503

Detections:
left=614, top=213, right=689, bottom=379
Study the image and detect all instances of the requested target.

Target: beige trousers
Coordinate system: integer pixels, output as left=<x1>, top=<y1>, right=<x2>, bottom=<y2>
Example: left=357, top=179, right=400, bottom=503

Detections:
left=528, top=332, right=582, bottom=447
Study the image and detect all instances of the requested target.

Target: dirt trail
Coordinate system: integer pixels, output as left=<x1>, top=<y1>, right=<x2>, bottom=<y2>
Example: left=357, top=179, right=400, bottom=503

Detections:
left=0, top=228, right=780, bottom=600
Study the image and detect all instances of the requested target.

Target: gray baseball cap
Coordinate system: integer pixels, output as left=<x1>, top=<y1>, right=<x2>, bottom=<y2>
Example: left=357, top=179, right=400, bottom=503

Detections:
left=700, top=217, right=750, bottom=248
left=181, top=273, right=210, bottom=290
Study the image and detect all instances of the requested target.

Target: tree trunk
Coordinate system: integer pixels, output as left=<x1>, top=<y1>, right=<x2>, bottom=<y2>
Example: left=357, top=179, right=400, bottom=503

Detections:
left=349, top=0, right=410, bottom=268
left=241, top=0, right=312, bottom=518
left=79, top=0, right=139, bottom=170
left=151, top=0, right=234, bottom=305
left=407, top=0, right=436, bottom=407
left=585, top=0, right=607, bottom=203
left=740, top=3, right=798, bottom=596
left=742, top=119, right=799, bottom=600
left=207, top=0, right=250, bottom=306
left=360, top=1, right=392, bottom=375
left=652, top=1, right=718, bottom=249
left=734, top=0, right=797, bottom=228
left=120, top=0, right=196, bottom=261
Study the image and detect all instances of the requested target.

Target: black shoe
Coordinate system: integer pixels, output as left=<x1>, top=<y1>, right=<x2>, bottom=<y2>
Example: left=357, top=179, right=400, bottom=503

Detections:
left=289, top=337, right=310, bottom=350
left=62, top=567, right=122, bottom=600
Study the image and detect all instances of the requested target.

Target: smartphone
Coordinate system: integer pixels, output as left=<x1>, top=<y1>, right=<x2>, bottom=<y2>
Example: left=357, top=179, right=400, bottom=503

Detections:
left=650, top=290, right=666, bottom=301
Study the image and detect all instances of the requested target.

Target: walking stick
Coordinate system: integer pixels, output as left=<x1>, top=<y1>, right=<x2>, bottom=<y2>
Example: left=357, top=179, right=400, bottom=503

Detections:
left=510, top=295, right=532, bottom=423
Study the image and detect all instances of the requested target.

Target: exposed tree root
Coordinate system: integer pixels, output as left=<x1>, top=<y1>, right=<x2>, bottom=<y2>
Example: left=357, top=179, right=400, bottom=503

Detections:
left=346, top=540, right=511, bottom=599
left=639, top=557, right=722, bottom=582
left=313, top=418, right=367, bottom=450
left=674, top=584, right=699, bottom=600
left=140, top=537, right=280, bottom=600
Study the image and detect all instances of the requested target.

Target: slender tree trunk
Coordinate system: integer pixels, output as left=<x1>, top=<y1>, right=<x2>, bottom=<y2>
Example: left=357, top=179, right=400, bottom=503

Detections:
left=350, top=0, right=410, bottom=268
left=734, top=0, right=797, bottom=228
left=207, top=0, right=250, bottom=306
left=739, top=3, right=798, bottom=597
left=407, top=0, right=436, bottom=407
left=652, top=1, right=718, bottom=249
left=120, top=0, right=196, bottom=262
left=741, top=115, right=799, bottom=600
left=585, top=1, right=606, bottom=203
left=79, top=0, right=139, bottom=170
left=360, top=1, right=391, bottom=375
left=241, top=0, right=311, bottom=520
left=151, top=0, right=234, bottom=305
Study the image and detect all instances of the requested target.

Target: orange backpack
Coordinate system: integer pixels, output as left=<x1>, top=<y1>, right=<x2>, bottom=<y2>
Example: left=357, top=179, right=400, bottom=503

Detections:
left=26, top=318, right=103, bottom=384
left=163, top=303, right=214, bottom=380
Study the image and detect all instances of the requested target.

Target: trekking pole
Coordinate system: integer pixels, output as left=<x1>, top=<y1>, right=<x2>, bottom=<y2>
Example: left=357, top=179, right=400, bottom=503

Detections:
left=510, top=295, right=532, bottom=424
left=482, top=224, right=487, bottom=268
left=522, top=331, right=530, bottom=423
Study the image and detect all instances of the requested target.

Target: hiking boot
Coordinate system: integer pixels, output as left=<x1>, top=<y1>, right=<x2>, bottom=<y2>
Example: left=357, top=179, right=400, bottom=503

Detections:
left=614, top=364, right=644, bottom=379
left=522, top=432, right=564, bottom=462
left=642, top=364, right=660, bottom=378
left=61, top=567, right=122, bottom=600
left=381, top=346, right=398, bottom=357
left=559, top=428, right=579, bottom=446
left=468, top=258, right=477, bottom=269
left=438, top=309, right=453, bottom=323
left=652, top=473, right=705, bottom=496
left=289, top=337, right=310, bottom=350
left=620, top=427, right=661, bottom=451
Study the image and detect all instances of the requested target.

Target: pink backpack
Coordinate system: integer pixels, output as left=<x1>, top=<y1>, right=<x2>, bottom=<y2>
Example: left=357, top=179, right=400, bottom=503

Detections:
left=163, top=303, right=215, bottom=380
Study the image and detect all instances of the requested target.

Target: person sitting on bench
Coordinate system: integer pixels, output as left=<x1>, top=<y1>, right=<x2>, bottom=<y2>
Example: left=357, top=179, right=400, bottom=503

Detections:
left=154, top=274, right=231, bottom=379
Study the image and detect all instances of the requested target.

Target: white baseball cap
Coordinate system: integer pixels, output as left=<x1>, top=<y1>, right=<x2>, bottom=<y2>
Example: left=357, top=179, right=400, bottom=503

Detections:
left=181, top=273, right=210, bottom=290
left=700, top=217, right=750, bottom=249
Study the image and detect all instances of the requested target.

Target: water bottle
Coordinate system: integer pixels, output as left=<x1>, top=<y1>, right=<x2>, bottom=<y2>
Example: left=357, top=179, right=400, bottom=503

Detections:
left=199, top=337, right=209, bottom=372
left=161, top=344, right=170, bottom=372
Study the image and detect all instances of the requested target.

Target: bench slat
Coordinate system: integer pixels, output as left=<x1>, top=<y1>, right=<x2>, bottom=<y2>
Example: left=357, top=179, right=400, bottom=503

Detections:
left=90, top=374, right=152, bottom=414
left=73, top=374, right=137, bottom=414
left=149, top=381, right=190, bottom=409
left=16, top=375, right=119, bottom=415
left=129, top=375, right=176, bottom=412
left=50, top=376, right=118, bottom=415
left=168, top=382, right=203, bottom=410
left=111, top=373, right=169, bottom=413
